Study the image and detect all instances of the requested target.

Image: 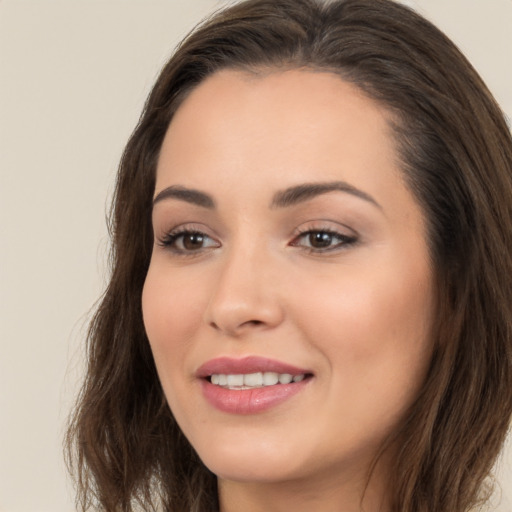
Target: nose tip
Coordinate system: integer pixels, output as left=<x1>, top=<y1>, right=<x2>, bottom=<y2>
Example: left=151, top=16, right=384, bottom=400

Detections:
left=208, top=319, right=262, bottom=338
left=208, top=309, right=277, bottom=337
left=203, top=258, right=285, bottom=337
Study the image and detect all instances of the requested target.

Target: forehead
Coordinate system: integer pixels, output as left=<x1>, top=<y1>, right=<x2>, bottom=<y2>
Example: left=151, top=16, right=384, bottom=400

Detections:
left=156, top=69, right=400, bottom=191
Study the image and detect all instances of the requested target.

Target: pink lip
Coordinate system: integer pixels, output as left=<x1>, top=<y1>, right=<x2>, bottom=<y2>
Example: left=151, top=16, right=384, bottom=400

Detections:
left=196, top=356, right=310, bottom=377
left=196, top=356, right=312, bottom=415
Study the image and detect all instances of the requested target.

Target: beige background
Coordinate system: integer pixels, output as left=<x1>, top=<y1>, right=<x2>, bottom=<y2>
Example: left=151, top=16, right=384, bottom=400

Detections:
left=0, top=1, right=510, bottom=511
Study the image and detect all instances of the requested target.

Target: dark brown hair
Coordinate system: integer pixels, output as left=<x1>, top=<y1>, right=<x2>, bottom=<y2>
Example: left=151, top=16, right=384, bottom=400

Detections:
left=66, top=0, right=512, bottom=510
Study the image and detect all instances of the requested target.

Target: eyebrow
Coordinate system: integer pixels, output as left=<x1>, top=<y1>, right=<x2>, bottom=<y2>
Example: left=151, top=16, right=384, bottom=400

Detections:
left=270, top=181, right=381, bottom=210
left=152, top=181, right=381, bottom=210
left=153, top=185, right=215, bottom=208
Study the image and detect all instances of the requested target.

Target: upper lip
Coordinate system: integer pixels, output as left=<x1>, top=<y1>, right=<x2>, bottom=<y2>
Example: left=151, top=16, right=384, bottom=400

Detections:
left=196, top=356, right=311, bottom=378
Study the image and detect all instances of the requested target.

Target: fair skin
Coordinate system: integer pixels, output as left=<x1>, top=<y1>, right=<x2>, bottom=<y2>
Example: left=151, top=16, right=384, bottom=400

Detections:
left=142, top=69, right=434, bottom=512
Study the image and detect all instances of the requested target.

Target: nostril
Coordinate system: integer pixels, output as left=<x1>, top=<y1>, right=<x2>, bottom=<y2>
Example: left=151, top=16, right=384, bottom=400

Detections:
left=210, top=319, right=260, bottom=326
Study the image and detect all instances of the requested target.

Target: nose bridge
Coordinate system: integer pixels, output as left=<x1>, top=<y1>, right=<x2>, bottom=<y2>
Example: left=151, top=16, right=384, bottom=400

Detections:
left=204, top=233, right=284, bottom=335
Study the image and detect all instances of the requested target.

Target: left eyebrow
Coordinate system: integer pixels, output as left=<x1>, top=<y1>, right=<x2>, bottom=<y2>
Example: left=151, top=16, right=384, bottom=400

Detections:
left=270, top=181, right=382, bottom=209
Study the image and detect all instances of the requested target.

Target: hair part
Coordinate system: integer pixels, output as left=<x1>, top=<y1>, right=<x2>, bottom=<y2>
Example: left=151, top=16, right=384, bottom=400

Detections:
left=66, top=1, right=512, bottom=510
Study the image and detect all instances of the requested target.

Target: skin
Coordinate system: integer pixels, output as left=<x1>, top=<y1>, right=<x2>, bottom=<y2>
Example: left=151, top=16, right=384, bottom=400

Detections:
left=142, top=69, right=435, bottom=512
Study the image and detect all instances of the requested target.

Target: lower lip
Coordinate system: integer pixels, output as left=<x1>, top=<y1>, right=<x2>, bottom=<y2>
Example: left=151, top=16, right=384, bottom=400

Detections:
left=200, top=378, right=310, bottom=414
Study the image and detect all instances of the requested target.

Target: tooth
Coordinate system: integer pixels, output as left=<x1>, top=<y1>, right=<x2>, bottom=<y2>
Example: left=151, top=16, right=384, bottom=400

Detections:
left=227, top=374, right=244, bottom=387
left=244, top=372, right=263, bottom=387
left=210, top=372, right=307, bottom=388
left=278, top=373, right=293, bottom=384
left=263, top=372, right=279, bottom=385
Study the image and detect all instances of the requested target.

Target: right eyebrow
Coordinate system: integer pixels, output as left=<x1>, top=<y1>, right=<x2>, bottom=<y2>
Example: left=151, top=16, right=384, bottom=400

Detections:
left=152, top=185, right=215, bottom=209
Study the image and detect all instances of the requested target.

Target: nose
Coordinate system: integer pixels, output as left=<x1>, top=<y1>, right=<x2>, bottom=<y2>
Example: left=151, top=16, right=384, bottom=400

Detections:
left=203, top=243, right=285, bottom=337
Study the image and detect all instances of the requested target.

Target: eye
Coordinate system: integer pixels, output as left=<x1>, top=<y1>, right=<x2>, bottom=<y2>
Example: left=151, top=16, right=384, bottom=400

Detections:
left=290, top=229, right=357, bottom=252
left=158, top=229, right=220, bottom=254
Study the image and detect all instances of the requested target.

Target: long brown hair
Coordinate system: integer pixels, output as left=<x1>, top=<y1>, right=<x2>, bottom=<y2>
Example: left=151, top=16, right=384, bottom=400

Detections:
left=66, top=0, right=512, bottom=510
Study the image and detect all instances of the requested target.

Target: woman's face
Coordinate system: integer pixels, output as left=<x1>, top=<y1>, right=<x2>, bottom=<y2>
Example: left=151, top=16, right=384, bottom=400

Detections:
left=142, top=69, right=434, bottom=488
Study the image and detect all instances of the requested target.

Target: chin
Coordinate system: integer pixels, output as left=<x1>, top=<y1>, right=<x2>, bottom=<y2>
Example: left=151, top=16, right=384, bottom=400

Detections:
left=206, top=459, right=304, bottom=484
left=194, top=437, right=310, bottom=484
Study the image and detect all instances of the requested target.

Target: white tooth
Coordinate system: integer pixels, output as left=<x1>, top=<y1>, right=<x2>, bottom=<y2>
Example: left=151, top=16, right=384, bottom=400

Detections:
left=211, top=372, right=302, bottom=388
left=244, top=372, right=263, bottom=387
left=227, top=374, right=244, bottom=387
left=278, top=373, right=293, bottom=384
left=263, top=372, right=279, bottom=385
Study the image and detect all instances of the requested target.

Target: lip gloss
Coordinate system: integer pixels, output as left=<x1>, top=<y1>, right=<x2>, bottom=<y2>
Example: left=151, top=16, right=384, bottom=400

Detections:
left=196, top=356, right=312, bottom=414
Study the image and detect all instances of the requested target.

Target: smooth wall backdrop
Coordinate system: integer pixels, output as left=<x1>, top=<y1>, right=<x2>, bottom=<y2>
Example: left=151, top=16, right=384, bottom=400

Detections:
left=0, top=1, right=510, bottom=511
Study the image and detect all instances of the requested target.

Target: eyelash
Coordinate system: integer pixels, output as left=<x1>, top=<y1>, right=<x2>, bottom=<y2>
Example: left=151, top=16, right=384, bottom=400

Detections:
left=290, top=227, right=358, bottom=253
left=158, top=228, right=219, bottom=255
left=157, top=226, right=358, bottom=256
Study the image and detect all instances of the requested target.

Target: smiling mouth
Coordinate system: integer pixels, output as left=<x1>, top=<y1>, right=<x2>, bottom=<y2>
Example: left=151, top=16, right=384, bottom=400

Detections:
left=198, top=357, right=313, bottom=413
left=208, top=372, right=311, bottom=389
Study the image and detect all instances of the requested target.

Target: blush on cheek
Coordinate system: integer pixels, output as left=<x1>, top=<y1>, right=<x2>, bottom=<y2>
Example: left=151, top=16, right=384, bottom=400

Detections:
left=303, top=264, right=433, bottom=378
left=143, top=267, right=199, bottom=340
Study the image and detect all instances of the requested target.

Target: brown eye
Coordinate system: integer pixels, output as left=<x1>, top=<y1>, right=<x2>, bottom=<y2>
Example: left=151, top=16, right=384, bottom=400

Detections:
left=182, top=232, right=206, bottom=250
left=159, top=229, right=220, bottom=253
left=291, top=229, right=358, bottom=253
left=309, top=231, right=334, bottom=248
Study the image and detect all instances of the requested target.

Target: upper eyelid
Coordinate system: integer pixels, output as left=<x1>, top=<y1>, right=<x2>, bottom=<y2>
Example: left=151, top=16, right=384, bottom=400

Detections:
left=161, top=227, right=218, bottom=242
left=291, top=228, right=357, bottom=244
left=157, top=222, right=216, bottom=238
left=156, top=222, right=213, bottom=242
left=155, top=220, right=359, bottom=245
left=292, top=219, right=358, bottom=237
left=157, top=230, right=355, bottom=257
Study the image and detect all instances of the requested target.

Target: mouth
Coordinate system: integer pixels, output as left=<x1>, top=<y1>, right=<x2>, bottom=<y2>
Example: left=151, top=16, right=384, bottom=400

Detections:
left=196, top=356, right=314, bottom=414
left=208, top=371, right=310, bottom=389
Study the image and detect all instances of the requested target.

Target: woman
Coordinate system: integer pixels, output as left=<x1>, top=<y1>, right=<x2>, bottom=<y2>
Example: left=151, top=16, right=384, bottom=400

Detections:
left=66, top=0, right=512, bottom=510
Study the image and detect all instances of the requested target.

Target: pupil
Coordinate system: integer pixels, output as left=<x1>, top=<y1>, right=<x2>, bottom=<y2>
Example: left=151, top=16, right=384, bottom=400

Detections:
left=183, top=233, right=204, bottom=250
left=310, top=232, right=332, bottom=248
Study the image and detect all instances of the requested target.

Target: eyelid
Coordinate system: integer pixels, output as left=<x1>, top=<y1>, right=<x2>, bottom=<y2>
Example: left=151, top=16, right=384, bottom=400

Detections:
left=291, top=220, right=357, bottom=239
left=289, top=221, right=359, bottom=253
left=155, top=220, right=358, bottom=257
left=156, top=223, right=221, bottom=255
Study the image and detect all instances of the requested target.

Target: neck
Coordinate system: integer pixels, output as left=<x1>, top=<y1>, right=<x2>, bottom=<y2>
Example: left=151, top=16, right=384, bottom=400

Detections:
left=218, top=462, right=390, bottom=512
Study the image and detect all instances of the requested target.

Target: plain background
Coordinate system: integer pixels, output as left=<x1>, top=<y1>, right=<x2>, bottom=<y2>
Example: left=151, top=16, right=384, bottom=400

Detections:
left=0, top=1, right=511, bottom=511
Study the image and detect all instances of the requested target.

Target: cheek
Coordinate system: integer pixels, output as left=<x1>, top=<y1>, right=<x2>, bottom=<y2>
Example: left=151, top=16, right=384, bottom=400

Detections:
left=302, top=264, right=431, bottom=339
left=296, top=256, right=434, bottom=401
left=141, top=263, right=206, bottom=370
